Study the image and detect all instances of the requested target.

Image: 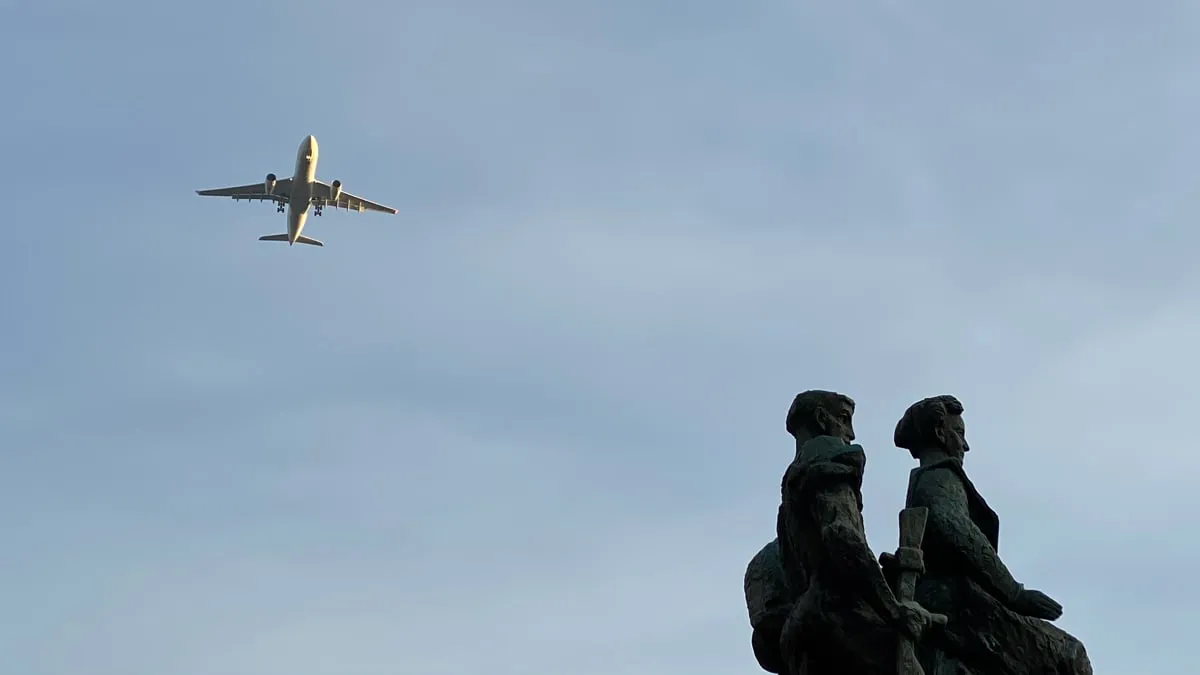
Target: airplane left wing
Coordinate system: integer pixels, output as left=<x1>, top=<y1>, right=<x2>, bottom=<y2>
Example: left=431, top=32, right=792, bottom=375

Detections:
left=312, top=180, right=398, bottom=214
left=196, top=178, right=292, bottom=203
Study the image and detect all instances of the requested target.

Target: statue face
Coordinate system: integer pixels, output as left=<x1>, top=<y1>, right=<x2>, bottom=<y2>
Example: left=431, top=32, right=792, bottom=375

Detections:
left=939, top=414, right=970, bottom=458
left=818, top=400, right=856, bottom=443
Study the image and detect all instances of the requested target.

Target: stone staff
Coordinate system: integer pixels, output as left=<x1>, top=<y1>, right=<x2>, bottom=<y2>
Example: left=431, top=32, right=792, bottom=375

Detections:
left=894, top=506, right=929, bottom=675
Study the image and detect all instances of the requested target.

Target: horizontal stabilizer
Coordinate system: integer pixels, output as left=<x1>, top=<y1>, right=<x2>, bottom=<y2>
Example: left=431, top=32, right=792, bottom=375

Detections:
left=257, top=234, right=324, bottom=247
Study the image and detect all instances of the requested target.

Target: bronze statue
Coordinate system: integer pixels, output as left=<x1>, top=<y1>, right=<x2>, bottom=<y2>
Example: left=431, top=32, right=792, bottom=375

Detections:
left=893, top=395, right=1092, bottom=675
left=745, top=390, right=1097, bottom=674
left=773, top=390, right=944, bottom=675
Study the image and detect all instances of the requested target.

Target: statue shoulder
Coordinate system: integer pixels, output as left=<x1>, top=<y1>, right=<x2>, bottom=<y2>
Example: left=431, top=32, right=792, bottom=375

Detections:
left=907, top=458, right=970, bottom=508
left=783, top=437, right=866, bottom=497
left=796, top=435, right=865, bottom=465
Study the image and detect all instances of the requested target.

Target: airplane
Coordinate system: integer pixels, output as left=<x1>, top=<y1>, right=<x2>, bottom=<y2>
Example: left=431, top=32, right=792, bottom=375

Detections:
left=196, top=135, right=397, bottom=247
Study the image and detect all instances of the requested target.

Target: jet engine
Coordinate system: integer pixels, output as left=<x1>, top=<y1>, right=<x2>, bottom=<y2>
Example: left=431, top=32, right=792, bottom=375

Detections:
left=330, top=179, right=342, bottom=203
left=264, top=173, right=277, bottom=195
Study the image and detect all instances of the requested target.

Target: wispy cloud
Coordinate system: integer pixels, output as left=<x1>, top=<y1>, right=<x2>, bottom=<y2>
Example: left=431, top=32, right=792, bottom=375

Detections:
left=2, top=1, right=1194, bottom=673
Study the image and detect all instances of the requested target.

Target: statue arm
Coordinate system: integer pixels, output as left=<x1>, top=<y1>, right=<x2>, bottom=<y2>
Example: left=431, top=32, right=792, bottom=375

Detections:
left=809, top=482, right=905, bottom=626
left=909, top=467, right=1023, bottom=604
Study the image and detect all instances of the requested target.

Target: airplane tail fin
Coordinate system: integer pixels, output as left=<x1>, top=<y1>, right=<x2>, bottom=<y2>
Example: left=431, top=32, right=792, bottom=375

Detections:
left=258, top=234, right=324, bottom=247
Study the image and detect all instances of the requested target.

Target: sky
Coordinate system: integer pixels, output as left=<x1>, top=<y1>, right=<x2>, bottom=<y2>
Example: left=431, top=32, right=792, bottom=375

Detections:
left=1, top=1, right=1196, bottom=673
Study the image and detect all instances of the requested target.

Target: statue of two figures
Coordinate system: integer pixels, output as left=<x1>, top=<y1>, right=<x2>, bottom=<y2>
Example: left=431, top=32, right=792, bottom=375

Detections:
left=743, top=392, right=1093, bottom=675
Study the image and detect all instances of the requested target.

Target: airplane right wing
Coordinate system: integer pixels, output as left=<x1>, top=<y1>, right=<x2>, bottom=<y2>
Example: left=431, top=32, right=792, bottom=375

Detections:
left=196, top=178, right=292, bottom=204
left=311, top=180, right=398, bottom=214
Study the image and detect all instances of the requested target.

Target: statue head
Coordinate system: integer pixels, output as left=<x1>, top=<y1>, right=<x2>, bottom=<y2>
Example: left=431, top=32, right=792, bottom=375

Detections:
left=894, top=394, right=969, bottom=460
left=786, top=390, right=856, bottom=446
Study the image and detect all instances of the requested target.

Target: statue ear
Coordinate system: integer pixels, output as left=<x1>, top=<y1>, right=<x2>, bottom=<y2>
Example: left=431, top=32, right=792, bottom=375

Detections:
left=813, top=407, right=831, bottom=434
left=933, top=422, right=947, bottom=447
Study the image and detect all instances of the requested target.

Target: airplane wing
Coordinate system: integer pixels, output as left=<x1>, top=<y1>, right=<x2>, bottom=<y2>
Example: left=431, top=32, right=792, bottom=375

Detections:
left=196, top=178, right=291, bottom=203
left=312, top=180, right=398, bottom=214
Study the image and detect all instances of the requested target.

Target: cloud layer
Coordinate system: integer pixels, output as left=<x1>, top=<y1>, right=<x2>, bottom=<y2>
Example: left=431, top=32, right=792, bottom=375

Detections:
left=3, top=1, right=1195, bottom=673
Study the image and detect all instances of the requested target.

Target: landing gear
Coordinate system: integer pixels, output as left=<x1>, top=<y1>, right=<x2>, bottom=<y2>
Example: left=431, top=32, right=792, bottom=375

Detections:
left=313, top=203, right=324, bottom=217
left=276, top=203, right=286, bottom=213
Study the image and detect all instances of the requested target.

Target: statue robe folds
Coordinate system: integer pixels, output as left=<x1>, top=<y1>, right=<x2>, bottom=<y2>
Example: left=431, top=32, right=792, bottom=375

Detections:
left=906, top=458, right=1092, bottom=675
left=777, top=436, right=899, bottom=675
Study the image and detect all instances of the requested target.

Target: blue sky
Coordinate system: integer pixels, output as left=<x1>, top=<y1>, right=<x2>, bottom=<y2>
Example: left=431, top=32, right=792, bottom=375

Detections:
left=2, top=1, right=1195, bottom=673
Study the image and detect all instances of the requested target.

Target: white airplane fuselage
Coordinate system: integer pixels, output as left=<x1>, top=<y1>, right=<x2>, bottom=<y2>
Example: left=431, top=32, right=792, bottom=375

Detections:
left=286, top=135, right=320, bottom=245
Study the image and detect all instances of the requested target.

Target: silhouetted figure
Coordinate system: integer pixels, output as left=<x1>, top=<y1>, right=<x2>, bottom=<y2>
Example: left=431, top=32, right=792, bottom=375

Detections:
left=893, top=395, right=1092, bottom=675
left=775, top=390, right=943, bottom=675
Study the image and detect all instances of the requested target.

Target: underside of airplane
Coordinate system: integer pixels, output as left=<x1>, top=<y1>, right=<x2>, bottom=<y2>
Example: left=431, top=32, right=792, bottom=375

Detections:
left=196, top=135, right=397, bottom=247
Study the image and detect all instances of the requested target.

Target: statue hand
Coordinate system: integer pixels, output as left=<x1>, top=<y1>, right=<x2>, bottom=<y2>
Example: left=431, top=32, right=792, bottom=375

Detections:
left=897, top=600, right=947, bottom=640
left=1013, top=588, right=1063, bottom=620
